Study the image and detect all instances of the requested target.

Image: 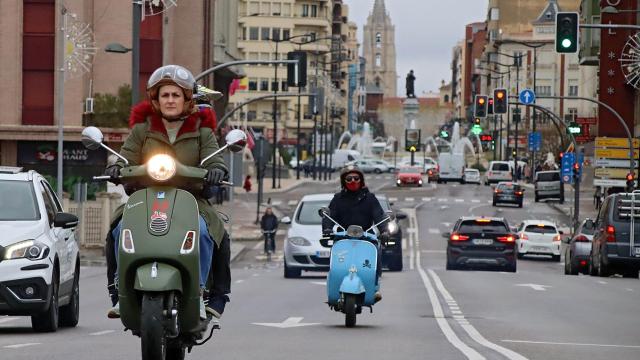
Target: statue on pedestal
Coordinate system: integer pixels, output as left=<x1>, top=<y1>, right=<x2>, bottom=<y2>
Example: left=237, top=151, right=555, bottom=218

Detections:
left=406, top=70, right=416, bottom=98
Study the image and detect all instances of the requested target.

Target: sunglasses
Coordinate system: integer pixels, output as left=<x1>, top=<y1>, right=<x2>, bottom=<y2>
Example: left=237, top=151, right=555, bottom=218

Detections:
left=345, top=175, right=361, bottom=183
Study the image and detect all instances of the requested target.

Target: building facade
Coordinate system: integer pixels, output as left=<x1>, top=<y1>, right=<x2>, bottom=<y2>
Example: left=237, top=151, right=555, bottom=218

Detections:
left=362, top=0, right=397, bottom=98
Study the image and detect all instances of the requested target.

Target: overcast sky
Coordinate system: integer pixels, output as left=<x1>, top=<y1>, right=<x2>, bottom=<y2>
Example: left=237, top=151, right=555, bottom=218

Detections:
left=344, top=0, right=488, bottom=95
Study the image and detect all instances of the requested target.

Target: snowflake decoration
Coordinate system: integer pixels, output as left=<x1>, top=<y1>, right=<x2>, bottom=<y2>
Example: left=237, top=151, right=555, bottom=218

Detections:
left=609, top=51, right=617, bottom=60
left=63, top=13, right=97, bottom=79
left=608, top=69, right=615, bottom=77
left=143, top=0, right=177, bottom=17
left=620, top=33, right=640, bottom=89
left=607, top=86, right=615, bottom=95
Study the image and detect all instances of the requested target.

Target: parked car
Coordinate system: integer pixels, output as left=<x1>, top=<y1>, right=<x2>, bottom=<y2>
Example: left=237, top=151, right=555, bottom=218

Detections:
left=485, top=161, right=513, bottom=185
left=462, top=168, right=481, bottom=184
left=444, top=216, right=517, bottom=272
left=354, top=159, right=389, bottom=174
left=289, top=156, right=310, bottom=170
left=332, top=149, right=361, bottom=169
left=0, top=167, right=81, bottom=332
left=396, top=166, right=423, bottom=187
left=590, top=193, right=640, bottom=278
left=492, top=182, right=524, bottom=208
left=515, top=220, right=562, bottom=261
left=534, top=170, right=564, bottom=203
left=564, top=218, right=595, bottom=275
left=281, top=194, right=333, bottom=278
left=377, top=195, right=407, bottom=271
left=372, top=159, right=395, bottom=173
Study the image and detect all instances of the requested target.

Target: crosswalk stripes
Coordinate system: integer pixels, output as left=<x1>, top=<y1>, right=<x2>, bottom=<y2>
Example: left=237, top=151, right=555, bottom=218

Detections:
left=454, top=199, right=464, bottom=203
left=428, top=228, right=440, bottom=234
left=287, top=200, right=298, bottom=206
left=405, top=197, right=415, bottom=202
left=422, top=197, right=432, bottom=202
left=471, top=199, right=481, bottom=203
left=271, top=200, right=282, bottom=206
left=389, top=197, right=398, bottom=202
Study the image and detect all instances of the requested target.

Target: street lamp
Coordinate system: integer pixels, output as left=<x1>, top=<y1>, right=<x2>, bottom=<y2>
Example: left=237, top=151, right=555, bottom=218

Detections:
left=104, top=42, right=131, bottom=54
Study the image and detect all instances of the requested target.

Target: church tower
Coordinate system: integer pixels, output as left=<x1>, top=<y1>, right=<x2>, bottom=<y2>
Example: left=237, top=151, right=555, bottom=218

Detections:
left=363, top=0, right=397, bottom=98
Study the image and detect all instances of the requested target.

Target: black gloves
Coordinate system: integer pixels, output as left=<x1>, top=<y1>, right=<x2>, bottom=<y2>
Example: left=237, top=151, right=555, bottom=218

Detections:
left=205, top=168, right=227, bottom=186
left=104, top=165, right=121, bottom=184
left=379, top=232, right=390, bottom=246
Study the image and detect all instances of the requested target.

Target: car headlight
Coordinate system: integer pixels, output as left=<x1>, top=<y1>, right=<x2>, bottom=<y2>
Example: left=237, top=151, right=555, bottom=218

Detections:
left=418, top=179, right=423, bottom=184
left=147, top=154, right=177, bottom=181
left=288, top=237, right=311, bottom=246
left=4, top=240, right=49, bottom=261
left=397, top=179, right=402, bottom=184
left=388, top=221, right=399, bottom=234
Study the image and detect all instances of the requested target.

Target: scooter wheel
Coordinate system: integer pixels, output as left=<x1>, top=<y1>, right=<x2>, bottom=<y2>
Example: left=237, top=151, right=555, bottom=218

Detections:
left=344, top=294, right=357, bottom=328
left=141, top=294, right=166, bottom=360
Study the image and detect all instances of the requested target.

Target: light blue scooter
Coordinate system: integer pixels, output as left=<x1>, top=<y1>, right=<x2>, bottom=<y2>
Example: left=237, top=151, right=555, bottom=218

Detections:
left=318, top=207, right=391, bottom=327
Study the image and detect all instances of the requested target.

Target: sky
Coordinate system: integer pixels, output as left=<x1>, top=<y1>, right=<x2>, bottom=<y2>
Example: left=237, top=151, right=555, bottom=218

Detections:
left=343, top=0, right=489, bottom=95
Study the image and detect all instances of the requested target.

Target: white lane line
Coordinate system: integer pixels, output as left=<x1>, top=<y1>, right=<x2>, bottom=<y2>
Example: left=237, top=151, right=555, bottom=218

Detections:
left=597, top=281, right=607, bottom=285
left=422, top=197, right=432, bottom=202
left=438, top=198, right=448, bottom=202
left=406, top=228, right=417, bottom=233
left=235, top=279, right=245, bottom=284
left=389, top=197, right=398, bottom=202
left=90, top=330, right=115, bottom=336
left=405, top=197, right=415, bottom=202
left=455, top=199, right=465, bottom=203
left=408, top=209, right=484, bottom=360
left=0, top=317, right=18, bottom=324
left=287, top=200, right=298, bottom=206
left=502, top=339, right=640, bottom=349
left=409, top=226, right=415, bottom=271
left=428, top=228, right=440, bottom=234
left=252, top=273, right=260, bottom=277
left=471, top=199, right=481, bottom=203
left=271, top=200, right=282, bottom=206
left=428, top=270, right=528, bottom=360
left=4, top=343, right=41, bottom=349
left=310, top=281, right=326, bottom=286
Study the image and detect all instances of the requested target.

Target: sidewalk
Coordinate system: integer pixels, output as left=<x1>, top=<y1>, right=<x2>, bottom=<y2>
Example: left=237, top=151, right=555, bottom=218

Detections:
left=522, top=182, right=598, bottom=223
left=234, top=174, right=328, bottom=195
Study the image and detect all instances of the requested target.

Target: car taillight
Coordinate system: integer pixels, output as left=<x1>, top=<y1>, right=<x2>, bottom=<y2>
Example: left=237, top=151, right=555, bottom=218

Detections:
left=553, top=235, right=561, bottom=242
left=574, top=235, right=589, bottom=242
left=515, top=191, right=523, bottom=196
left=497, top=235, right=515, bottom=243
left=606, top=225, right=616, bottom=243
left=520, top=233, right=528, bottom=240
left=428, top=170, right=433, bottom=175
left=495, top=189, right=502, bottom=194
left=450, top=233, right=469, bottom=241
left=488, top=171, right=493, bottom=176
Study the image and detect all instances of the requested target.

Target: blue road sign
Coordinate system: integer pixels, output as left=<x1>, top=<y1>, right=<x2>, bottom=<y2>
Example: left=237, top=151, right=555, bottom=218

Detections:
left=519, top=89, right=536, bottom=105
left=528, top=131, right=542, bottom=151
left=561, top=152, right=575, bottom=184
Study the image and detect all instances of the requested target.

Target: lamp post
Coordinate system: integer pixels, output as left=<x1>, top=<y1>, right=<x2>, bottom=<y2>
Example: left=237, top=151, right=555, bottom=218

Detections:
left=105, top=42, right=136, bottom=105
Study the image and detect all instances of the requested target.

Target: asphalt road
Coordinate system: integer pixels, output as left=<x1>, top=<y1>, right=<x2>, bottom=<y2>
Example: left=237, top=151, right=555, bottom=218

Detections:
left=2, top=175, right=640, bottom=359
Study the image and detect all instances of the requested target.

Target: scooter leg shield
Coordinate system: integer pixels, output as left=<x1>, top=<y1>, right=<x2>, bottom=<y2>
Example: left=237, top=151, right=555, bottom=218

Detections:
left=339, top=273, right=366, bottom=295
left=134, top=263, right=183, bottom=293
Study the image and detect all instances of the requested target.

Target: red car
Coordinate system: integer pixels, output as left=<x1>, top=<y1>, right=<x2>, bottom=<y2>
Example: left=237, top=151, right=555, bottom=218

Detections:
left=396, top=166, right=423, bottom=187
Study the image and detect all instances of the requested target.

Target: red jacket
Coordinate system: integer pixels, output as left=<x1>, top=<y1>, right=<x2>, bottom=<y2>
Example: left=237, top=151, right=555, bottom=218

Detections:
left=128, top=101, right=217, bottom=130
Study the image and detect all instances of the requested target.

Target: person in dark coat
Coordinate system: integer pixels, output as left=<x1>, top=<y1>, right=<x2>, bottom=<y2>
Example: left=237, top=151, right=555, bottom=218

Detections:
left=260, top=206, right=278, bottom=253
left=321, top=165, right=389, bottom=302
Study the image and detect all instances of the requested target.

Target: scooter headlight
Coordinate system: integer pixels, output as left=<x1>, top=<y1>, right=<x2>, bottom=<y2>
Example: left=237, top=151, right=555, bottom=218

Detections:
left=147, top=154, right=177, bottom=182
left=4, top=240, right=49, bottom=261
left=388, top=221, right=399, bottom=234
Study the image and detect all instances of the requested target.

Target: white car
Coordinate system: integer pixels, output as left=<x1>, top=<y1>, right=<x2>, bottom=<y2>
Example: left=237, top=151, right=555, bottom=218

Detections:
left=281, top=194, right=333, bottom=278
left=485, top=161, right=513, bottom=185
left=462, top=168, right=481, bottom=184
left=515, top=220, right=562, bottom=261
left=354, top=159, right=389, bottom=174
left=0, top=167, right=80, bottom=332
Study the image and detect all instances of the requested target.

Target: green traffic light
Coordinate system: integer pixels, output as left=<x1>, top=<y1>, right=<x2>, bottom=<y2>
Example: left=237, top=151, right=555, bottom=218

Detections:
left=561, top=38, right=572, bottom=48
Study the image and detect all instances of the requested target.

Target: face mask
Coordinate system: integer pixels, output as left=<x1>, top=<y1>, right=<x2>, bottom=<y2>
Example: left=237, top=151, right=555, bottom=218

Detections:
left=345, top=181, right=361, bottom=192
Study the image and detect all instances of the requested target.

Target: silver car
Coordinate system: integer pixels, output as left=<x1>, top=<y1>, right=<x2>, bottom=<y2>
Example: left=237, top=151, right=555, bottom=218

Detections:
left=463, top=169, right=481, bottom=184
left=563, top=219, right=595, bottom=275
left=281, top=194, right=333, bottom=278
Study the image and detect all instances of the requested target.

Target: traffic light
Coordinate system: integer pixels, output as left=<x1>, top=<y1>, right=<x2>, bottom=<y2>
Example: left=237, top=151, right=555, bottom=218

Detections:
left=474, top=95, right=488, bottom=118
left=493, top=88, right=507, bottom=114
left=474, top=118, right=481, bottom=125
left=512, top=149, right=517, bottom=157
left=488, top=97, right=494, bottom=115
left=573, top=162, right=581, bottom=180
left=627, top=173, right=635, bottom=192
left=440, top=130, right=449, bottom=139
left=287, top=51, right=308, bottom=87
left=480, top=134, right=493, bottom=142
left=555, top=12, right=579, bottom=54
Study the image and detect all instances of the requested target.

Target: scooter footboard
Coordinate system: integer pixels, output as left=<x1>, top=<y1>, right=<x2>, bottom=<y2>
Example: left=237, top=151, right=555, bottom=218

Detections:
left=327, top=239, right=378, bottom=305
left=134, top=263, right=183, bottom=292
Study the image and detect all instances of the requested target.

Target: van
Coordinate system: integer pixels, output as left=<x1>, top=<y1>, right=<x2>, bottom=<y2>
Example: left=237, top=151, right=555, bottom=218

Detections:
left=485, top=161, right=513, bottom=185
left=332, top=149, right=361, bottom=169
left=534, top=170, right=564, bottom=203
left=438, top=152, right=465, bottom=183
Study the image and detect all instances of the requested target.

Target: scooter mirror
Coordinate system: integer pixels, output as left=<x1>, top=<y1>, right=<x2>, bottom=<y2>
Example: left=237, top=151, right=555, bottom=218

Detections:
left=318, top=206, right=330, bottom=218
left=386, top=210, right=396, bottom=221
left=226, top=129, right=247, bottom=153
left=81, top=126, right=104, bottom=150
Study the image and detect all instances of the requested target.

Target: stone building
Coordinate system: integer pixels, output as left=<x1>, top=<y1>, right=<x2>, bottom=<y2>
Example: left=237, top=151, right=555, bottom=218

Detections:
left=362, top=0, right=397, bottom=98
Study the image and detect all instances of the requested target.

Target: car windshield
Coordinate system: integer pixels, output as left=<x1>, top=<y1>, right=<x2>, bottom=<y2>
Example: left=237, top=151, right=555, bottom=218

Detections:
left=580, top=225, right=595, bottom=235
left=296, top=200, right=330, bottom=225
left=0, top=180, right=40, bottom=221
left=458, top=220, right=508, bottom=233
left=497, top=184, right=518, bottom=191
left=465, top=169, right=479, bottom=174
left=400, top=167, right=421, bottom=174
left=524, top=225, right=557, bottom=234
left=537, top=172, right=560, bottom=181
left=492, top=163, right=510, bottom=171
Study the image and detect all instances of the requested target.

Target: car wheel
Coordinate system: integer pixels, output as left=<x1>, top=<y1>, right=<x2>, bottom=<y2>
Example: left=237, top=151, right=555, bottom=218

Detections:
left=534, top=194, right=539, bottom=202
left=506, top=261, right=517, bottom=273
left=283, top=259, right=301, bottom=278
left=622, top=268, right=639, bottom=278
left=559, top=197, right=565, bottom=204
left=565, top=253, right=579, bottom=275
left=32, top=267, right=59, bottom=332
left=597, top=251, right=610, bottom=277
left=517, top=251, right=524, bottom=260
left=461, top=179, right=466, bottom=185
left=552, top=254, right=561, bottom=262
left=492, top=200, right=497, bottom=207
left=388, top=255, right=403, bottom=271
left=588, top=254, right=597, bottom=276
left=374, top=168, right=382, bottom=174
left=518, top=201, right=523, bottom=208
left=446, top=256, right=458, bottom=270
left=59, top=264, right=80, bottom=327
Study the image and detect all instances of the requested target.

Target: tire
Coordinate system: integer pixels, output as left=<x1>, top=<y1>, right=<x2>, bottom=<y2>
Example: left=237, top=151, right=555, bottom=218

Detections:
left=59, top=264, right=80, bottom=327
left=374, top=168, right=382, bottom=174
left=166, top=340, right=185, bottom=360
left=518, top=201, right=523, bottom=208
left=344, top=294, right=357, bottom=328
left=446, top=256, right=457, bottom=270
left=622, top=269, right=639, bottom=279
left=388, top=256, right=403, bottom=271
left=534, top=194, right=539, bottom=202
left=565, top=253, right=579, bottom=275
left=32, top=267, right=59, bottom=332
left=559, top=197, right=565, bottom=204
left=517, top=251, right=524, bottom=260
left=506, top=261, right=517, bottom=273
left=283, top=259, right=301, bottom=278
left=588, top=254, right=597, bottom=276
left=597, top=252, right=610, bottom=277
left=552, top=254, right=561, bottom=262
left=492, top=200, right=497, bottom=207
left=461, top=179, right=466, bottom=185
left=141, top=293, right=166, bottom=360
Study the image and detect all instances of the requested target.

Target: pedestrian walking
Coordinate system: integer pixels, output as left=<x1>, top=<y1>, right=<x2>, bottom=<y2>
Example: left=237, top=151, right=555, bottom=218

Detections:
left=243, top=175, right=252, bottom=192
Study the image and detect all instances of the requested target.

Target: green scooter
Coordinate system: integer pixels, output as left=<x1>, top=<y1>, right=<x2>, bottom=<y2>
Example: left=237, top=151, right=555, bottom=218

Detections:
left=81, top=126, right=246, bottom=360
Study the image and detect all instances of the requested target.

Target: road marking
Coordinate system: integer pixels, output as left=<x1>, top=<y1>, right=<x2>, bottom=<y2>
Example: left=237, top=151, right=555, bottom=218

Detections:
left=428, top=228, right=440, bottom=234
left=253, top=242, right=263, bottom=250
left=455, top=199, right=465, bottom=203
left=442, top=222, right=452, bottom=227
left=471, top=199, right=481, bottom=203
left=271, top=200, right=282, bottom=206
left=252, top=273, right=260, bottom=277
left=428, top=270, right=528, bottom=360
left=516, top=284, right=551, bottom=291
left=438, top=198, right=448, bottom=202
left=4, top=343, right=40, bottom=349
left=287, top=200, right=298, bottom=206
left=440, top=205, right=449, bottom=210
left=235, top=279, right=245, bottom=284
left=253, top=317, right=320, bottom=328
left=0, top=317, right=18, bottom=324
left=421, top=250, right=446, bottom=253
left=405, top=197, right=415, bottom=202
left=502, top=339, right=640, bottom=349
left=598, top=281, right=607, bottom=285
left=422, top=197, right=432, bottom=202
left=626, top=288, right=634, bottom=292
left=406, top=228, right=417, bottom=233
left=389, top=197, right=398, bottom=202
left=89, top=330, right=115, bottom=336
left=402, top=238, right=407, bottom=250
left=310, top=281, right=326, bottom=286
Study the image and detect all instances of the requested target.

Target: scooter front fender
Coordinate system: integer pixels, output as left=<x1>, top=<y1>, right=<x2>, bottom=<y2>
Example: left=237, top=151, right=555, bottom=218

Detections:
left=134, top=263, right=183, bottom=293
left=339, top=273, right=365, bottom=295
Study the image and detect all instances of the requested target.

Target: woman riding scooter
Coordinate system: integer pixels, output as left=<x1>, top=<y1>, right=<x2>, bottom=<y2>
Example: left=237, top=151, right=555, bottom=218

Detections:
left=104, top=64, right=229, bottom=321
left=321, top=165, right=389, bottom=301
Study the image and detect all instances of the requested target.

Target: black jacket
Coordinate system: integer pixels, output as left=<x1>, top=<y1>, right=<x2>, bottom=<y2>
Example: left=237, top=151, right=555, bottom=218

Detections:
left=261, top=214, right=279, bottom=231
left=322, top=188, right=387, bottom=234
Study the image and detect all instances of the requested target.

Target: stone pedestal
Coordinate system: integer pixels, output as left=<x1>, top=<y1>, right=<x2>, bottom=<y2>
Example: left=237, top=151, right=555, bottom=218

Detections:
left=403, top=98, right=420, bottom=129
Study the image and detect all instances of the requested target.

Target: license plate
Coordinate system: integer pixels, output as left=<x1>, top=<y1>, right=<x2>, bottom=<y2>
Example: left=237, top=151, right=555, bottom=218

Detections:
left=316, top=251, right=331, bottom=258
left=532, top=247, right=549, bottom=253
left=473, top=239, right=493, bottom=245
left=634, top=248, right=640, bottom=257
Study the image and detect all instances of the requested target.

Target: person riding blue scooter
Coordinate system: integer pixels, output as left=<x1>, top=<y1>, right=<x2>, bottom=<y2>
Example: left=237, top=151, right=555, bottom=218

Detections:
left=320, top=165, right=390, bottom=327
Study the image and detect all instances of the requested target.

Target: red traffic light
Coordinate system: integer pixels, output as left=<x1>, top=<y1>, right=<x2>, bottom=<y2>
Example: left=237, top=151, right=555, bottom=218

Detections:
left=573, top=163, right=580, bottom=170
left=627, top=173, right=635, bottom=181
left=480, top=134, right=493, bottom=141
left=559, top=152, right=564, bottom=158
left=488, top=98, right=494, bottom=105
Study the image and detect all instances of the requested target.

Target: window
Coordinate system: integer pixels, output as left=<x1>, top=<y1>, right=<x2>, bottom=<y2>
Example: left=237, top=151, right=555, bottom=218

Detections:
left=272, top=80, right=279, bottom=91
left=247, top=111, right=257, bottom=121
left=375, top=54, right=381, bottom=67
left=261, top=2, right=270, bottom=15
left=282, top=3, right=291, bottom=16
left=249, top=27, right=259, bottom=40
left=535, top=86, right=551, bottom=96
left=296, top=200, right=330, bottom=225
left=248, top=78, right=258, bottom=91
left=261, top=27, right=270, bottom=41
left=311, top=5, right=318, bottom=17
left=260, top=79, right=269, bottom=91
left=42, top=180, right=62, bottom=212
left=283, top=29, right=290, bottom=40
left=490, top=7, right=500, bottom=20
left=568, top=108, right=578, bottom=120
left=39, top=183, right=55, bottom=224
left=376, top=33, right=382, bottom=48
left=281, top=80, right=288, bottom=92
left=302, top=4, right=309, bottom=17
left=248, top=1, right=259, bottom=15
left=0, top=181, right=40, bottom=221
left=569, top=81, right=578, bottom=96
left=272, top=2, right=281, bottom=15
left=272, top=28, right=281, bottom=41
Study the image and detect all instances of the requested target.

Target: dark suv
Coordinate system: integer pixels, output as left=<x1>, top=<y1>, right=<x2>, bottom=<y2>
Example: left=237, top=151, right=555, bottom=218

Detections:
left=590, top=192, right=640, bottom=278
left=444, top=216, right=517, bottom=272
